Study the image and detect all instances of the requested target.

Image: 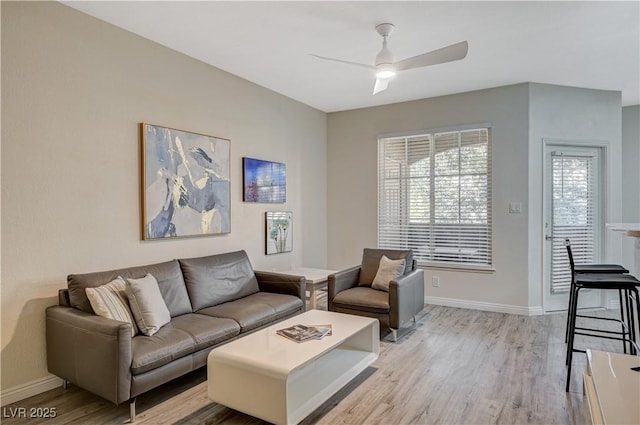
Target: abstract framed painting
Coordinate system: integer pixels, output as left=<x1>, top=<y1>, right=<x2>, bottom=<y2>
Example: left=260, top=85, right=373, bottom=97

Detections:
left=140, top=123, right=230, bottom=240
left=266, top=211, right=292, bottom=255
left=242, top=157, right=286, bottom=203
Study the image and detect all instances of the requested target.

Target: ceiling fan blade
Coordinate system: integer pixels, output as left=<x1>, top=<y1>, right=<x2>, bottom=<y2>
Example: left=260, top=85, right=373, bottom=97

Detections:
left=395, top=41, right=468, bottom=72
left=373, top=77, right=391, bottom=95
left=310, top=54, right=374, bottom=70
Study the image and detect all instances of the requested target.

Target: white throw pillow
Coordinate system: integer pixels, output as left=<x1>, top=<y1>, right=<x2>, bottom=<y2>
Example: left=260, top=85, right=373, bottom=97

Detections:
left=125, top=273, right=171, bottom=336
left=371, top=256, right=406, bottom=292
left=86, top=277, right=138, bottom=336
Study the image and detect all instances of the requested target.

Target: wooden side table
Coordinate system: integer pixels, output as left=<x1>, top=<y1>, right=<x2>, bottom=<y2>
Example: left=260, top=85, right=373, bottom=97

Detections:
left=276, top=267, right=337, bottom=309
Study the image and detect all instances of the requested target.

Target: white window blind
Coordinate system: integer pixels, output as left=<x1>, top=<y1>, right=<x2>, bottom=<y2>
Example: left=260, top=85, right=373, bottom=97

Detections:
left=550, top=153, right=596, bottom=293
left=378, top=128, right=492, bottom=267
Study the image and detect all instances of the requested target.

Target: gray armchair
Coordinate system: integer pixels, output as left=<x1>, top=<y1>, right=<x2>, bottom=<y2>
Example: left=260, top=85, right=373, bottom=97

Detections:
left=328, top=248, right=425, bottom=341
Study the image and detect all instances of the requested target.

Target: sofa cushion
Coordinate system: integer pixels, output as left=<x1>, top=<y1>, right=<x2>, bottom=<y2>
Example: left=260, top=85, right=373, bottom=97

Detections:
left=359, top=248, right=413, bottom=286
left=332, top=287, right=390, bottom=314
left=180, top=251, right=260, bottom=311
left=125, top=274, right=171, bottom=336
left=197, top=292, right=303, bottom=333
left=130, top=313, right=239, bottom=375
left=68, top=260, right=192, bottom=317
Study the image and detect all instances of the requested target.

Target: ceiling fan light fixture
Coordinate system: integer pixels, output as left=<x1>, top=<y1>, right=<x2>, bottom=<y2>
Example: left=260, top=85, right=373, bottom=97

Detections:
left=376, top=70, right=396, bottom=79
left=375, top=63, right=396, bottom=79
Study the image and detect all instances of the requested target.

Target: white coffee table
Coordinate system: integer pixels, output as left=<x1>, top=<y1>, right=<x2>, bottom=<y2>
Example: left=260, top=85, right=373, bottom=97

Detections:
left=207, top=310, right=379, bottom=425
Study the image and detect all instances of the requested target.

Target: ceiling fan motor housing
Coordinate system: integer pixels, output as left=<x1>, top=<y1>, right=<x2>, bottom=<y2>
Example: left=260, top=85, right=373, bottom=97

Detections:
left=375, top=41, right=394, bottom=66
left=375, top=23, right=395, bottom=37
left=375, top=23, right=396, bottom=77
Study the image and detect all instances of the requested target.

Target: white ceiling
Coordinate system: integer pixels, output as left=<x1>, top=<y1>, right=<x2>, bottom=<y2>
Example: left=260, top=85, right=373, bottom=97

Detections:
left=63, top=1, right=640, bottom=113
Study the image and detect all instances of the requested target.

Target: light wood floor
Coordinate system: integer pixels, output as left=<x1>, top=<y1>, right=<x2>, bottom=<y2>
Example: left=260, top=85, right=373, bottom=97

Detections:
left=2, top=303, right=626, bottom=425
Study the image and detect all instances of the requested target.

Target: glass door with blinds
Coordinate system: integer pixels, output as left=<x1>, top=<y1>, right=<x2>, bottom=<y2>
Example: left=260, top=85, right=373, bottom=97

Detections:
left=543, top=145, right=602, bottom=312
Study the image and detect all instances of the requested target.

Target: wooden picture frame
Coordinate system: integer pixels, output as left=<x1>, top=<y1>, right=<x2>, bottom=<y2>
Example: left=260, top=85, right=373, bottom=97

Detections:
left=140, top=123, right=230, bottom=240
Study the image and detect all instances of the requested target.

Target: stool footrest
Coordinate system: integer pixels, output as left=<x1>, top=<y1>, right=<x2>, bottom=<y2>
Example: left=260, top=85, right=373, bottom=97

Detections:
left=574, top=330, right=635, bottom=343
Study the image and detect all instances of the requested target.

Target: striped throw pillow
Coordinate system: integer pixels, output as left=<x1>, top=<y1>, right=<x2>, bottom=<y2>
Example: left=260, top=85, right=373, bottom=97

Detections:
left=86, top=277, right=138, bottom=336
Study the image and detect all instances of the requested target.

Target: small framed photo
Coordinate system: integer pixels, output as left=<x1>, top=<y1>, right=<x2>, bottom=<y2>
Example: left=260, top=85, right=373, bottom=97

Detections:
left=266, top=211, right=292, bottom=255
left=243, top=157, right=286, bottom=203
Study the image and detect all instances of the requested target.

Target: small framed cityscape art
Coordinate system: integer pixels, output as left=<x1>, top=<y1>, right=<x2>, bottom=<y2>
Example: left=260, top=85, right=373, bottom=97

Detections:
left=140, top=123, right=231, bottom=240
left=265, top=211, right=292, bottom=255
left=243, top=157, right=286, bottom=203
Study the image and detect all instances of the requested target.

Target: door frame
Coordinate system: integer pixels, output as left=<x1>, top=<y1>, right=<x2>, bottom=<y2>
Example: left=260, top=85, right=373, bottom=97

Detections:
left=541, top=138, right=609, bottom=313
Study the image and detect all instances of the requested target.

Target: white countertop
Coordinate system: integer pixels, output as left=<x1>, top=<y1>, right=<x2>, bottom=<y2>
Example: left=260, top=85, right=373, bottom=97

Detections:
left=605, top=222, right=640, bottom=237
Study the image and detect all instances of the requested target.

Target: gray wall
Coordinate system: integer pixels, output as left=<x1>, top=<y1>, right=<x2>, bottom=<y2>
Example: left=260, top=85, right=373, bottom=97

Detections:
left=327, top=84, right=532, bottom=313
left=327, top=82, right=624, bottom=314
left=1, top=1, right=327, bottom=395
left=622, top=105, right=640, bottom=222
left=621, top=105, right=640, bottom=274
left=527, top=83, right=623, bottom=308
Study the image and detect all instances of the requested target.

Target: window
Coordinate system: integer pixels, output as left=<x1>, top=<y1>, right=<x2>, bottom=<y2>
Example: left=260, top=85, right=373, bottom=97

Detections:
left=378, top=127, right=492, bottom=268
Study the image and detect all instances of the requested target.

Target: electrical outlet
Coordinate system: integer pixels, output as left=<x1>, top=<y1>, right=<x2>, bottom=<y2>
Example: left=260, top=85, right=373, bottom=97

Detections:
left=432, top=276, right=440, bottom=287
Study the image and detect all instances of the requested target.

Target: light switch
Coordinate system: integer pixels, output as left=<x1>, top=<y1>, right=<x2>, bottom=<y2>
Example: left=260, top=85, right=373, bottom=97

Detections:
left=509, top=202, right=522, bottom=213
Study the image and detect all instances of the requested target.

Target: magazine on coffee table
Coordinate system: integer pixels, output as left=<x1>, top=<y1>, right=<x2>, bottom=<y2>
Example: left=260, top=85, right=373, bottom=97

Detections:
left=277, top=324, right=332, bottom=342
left=310, top=324, right=332, bottom=337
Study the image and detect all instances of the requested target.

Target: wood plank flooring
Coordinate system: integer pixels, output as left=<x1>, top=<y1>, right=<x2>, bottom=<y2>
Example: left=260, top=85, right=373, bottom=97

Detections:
left=2, top=304, right=626, bottom=424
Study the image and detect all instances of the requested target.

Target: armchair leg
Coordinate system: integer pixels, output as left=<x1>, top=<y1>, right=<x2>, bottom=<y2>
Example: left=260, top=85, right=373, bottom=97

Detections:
left=391, top=329, right=398, bottom=342
left=412, top=315, right=416, bottom=323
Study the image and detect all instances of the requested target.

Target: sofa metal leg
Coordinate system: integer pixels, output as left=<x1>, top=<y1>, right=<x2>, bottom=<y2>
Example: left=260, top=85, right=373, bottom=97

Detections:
left=391, top=329, right=398, bottom=342
left=62, top=380, right=68, bottom=390
left=129, top=398, right=136, bottom=423
left=412, top=315, right=416, bottom=323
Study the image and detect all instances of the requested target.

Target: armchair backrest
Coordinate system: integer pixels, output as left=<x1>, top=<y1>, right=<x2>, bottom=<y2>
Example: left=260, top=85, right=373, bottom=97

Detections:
left=359, top=248, right=415, bottom=286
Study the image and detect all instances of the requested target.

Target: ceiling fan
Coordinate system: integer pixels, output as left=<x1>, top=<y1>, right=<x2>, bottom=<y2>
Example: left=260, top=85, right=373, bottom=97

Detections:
left=311, top=23, right=468, bottom=95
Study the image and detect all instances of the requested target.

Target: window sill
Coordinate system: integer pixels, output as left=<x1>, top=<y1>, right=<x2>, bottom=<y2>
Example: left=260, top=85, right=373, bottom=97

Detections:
left=417, top=261, right=496, bottom=273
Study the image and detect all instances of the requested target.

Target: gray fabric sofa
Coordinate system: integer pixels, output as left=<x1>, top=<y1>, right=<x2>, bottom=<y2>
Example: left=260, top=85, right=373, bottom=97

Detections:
left=46, top=250, right=305, bottom=421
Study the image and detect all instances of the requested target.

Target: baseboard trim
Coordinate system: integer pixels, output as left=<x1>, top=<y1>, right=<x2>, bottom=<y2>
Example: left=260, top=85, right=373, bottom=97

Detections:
left=0, top=375, right=63, bottom=406
left=425, top=296, right=544, bottom=316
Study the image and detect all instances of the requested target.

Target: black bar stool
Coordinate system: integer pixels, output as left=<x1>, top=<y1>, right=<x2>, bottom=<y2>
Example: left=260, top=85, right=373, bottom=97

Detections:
left=564, top=239, right=629, bottom=344
left=565, top=272, right=640, bottom=392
